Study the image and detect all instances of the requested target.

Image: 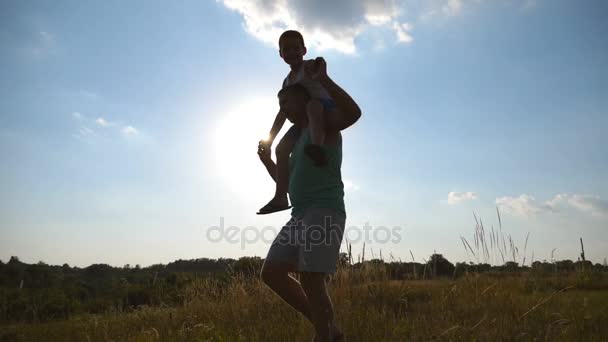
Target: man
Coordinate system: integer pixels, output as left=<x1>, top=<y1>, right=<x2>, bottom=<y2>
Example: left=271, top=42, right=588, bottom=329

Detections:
left=258, top=57, right=361, bottom=342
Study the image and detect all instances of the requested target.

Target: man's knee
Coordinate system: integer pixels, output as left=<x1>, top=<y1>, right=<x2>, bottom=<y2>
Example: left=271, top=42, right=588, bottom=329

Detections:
left=260, top=268, right=273, bottom=285
left=260, top=263, right=289, bottom=286
left=300, top=272, right=327, bottom=295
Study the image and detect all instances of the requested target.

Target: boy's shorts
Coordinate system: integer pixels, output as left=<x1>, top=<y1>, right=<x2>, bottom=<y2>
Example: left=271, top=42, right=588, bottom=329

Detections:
left=264, top=207, right=346, bottom=273
left=319, top=98, right=336, bottom=111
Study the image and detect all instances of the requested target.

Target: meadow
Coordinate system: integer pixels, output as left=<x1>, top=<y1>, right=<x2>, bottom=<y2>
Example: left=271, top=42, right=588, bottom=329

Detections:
left=2, top=213, right=607, bottom=341
left=1, top=255, right=607, bottom=341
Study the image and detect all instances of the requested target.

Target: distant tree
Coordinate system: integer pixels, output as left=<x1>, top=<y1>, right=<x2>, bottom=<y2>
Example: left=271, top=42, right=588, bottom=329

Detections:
left=504, top=261, right=519, bottom=271
left=575, top=260, right=593, bottom=271
left=556, top=260, right=574, bottom=272
left=232, top=257, right=263, bottom=277
left=427, top=254, right=455, bottom=277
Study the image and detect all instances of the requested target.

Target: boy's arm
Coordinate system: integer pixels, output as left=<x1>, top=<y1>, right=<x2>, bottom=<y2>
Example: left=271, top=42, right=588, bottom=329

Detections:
left=258, top=141, right=277, bottom=183
left=313, top=58, right=362, bottom=130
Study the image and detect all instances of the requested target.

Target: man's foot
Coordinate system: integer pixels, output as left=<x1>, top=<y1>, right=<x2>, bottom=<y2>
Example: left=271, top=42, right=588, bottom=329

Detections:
left=312, top=325, right=344, bottom=342
left=257, top=197, right=291, bottom=215
left=305, top=144, right=328, bottom=167
left=331, top=324, right=344, bottom=342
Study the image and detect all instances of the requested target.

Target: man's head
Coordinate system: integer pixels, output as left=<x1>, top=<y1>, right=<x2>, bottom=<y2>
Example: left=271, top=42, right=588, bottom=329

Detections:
left=278, top=84, right=311, bottom=126
left=279, top=30, right=306, bottom=66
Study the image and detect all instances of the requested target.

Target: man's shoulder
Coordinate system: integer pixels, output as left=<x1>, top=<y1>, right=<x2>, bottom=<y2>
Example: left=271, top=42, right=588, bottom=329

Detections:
left=325, top=131, right=342, bottom=146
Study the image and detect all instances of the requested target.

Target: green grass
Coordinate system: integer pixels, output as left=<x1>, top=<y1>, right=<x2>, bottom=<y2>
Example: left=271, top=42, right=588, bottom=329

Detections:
left=2, top=266, right=607, bottom=341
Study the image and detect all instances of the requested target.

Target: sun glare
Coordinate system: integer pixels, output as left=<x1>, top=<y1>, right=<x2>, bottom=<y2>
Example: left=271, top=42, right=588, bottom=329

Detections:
left=212, top=98, right=278, bottom=197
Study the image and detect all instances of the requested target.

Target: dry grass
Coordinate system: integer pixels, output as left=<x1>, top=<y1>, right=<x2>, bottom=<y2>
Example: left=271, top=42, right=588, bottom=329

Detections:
left=2, top=265, right=607, bottom=341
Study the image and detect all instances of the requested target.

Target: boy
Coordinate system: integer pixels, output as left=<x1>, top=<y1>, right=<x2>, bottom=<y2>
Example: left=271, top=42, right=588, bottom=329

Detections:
left=257, top=30, right=356, bottom=215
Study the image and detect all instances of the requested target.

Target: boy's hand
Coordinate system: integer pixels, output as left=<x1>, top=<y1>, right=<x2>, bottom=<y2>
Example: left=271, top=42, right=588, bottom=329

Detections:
left=304, top=57, right=328, bottom=81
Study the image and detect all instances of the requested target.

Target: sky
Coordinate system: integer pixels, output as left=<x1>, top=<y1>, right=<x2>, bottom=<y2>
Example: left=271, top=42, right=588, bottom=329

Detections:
left=1, top=0, right=607, bottom=268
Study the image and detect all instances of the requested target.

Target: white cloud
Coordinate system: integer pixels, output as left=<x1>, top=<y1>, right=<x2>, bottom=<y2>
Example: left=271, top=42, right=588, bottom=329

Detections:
left=496, top=193, right=608, bottom=219
left=95, top=117, right=118, bottom=127
left=496, top=194, right=554, bottom=218
left=442, top=0, right=463, bottom=16
left=96, top=117, right=109, bottom=127
left=218, top=0, right=414, bottom=53
left=393, top=21, right=413, bottom=43
left=78, top=127, right=95, bottom=137
left=70, top=112, right=141, bottom=140
left=447, top=191, right=477, bottom=205
left=122, top=126, right=139, bottom=137
left=547, top=194, right=608, bottom=218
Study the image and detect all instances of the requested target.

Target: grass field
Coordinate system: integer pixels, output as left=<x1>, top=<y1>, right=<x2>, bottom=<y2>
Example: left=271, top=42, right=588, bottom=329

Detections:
left=2, top=263, right=607, bottom=342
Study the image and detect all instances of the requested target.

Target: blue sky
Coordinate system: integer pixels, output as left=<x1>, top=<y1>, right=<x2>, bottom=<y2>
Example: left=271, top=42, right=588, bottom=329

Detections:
left=1, top=0, right=607, bottom=267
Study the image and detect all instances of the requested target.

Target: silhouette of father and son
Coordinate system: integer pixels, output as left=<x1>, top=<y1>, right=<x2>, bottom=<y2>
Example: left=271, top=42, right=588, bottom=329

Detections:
left=256, top=30, right=361, bottom=342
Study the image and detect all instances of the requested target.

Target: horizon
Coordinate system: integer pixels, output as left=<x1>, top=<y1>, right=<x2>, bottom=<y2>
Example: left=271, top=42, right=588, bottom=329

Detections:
left=1, top=0, right=607, bottom=268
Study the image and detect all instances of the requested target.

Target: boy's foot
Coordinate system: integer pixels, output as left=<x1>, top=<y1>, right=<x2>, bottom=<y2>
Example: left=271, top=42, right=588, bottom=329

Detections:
left=305, top=144, right=328, bottom=167
left=257, top=198, right=291, bottom=215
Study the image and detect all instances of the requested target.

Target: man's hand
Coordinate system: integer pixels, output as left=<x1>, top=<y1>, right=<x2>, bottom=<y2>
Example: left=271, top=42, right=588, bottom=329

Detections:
left=258, top=140, right=272, bottom=163
left=304, top=57, right=328, bottom=82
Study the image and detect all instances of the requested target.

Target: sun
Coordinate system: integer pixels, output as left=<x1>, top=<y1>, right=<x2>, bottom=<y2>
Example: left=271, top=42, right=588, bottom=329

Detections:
left=212, top=98, right=279, bottom=197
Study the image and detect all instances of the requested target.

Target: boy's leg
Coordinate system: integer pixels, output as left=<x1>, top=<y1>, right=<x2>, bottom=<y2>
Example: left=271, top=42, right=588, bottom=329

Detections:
left=257, top=126, right=299, bottom=214
left=274, top=127, right=297, bottom=201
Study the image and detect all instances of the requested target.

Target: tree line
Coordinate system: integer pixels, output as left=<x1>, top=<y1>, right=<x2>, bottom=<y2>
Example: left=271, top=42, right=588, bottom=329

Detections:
left=1, top=254, right=606, bottom=323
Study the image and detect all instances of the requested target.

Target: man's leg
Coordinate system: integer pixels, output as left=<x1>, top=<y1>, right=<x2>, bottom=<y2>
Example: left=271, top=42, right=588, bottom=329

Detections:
left=260, top=261, right=314, bottom=322
left=261, top=215, right=314, bottom=322
left=300, top=272, right=340, bottom=342
left=298, top=208, right=346, bottom=341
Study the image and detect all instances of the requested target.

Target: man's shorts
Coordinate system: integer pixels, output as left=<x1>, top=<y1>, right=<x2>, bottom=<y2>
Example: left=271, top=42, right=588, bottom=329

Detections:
left=264, top=207, right=346, bottom=273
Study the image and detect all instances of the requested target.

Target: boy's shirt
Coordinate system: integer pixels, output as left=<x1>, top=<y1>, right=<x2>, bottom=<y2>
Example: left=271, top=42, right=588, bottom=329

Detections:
left=283, top=60, right=333, bottom=101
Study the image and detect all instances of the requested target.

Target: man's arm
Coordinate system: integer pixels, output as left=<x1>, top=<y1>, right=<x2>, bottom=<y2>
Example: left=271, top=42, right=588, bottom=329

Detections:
left=258, top=141, right=277, bottom=183
left=311, top=57, right=362, bottom=130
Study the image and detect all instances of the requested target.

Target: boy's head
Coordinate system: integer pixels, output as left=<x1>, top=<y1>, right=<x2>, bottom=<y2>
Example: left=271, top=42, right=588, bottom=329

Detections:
left=278, top=84, right=310, bottom=126
left=279, top=30, right=306, bottom=66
